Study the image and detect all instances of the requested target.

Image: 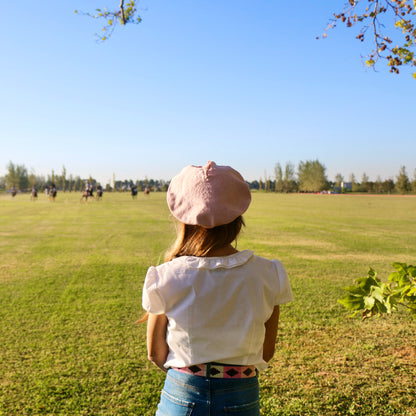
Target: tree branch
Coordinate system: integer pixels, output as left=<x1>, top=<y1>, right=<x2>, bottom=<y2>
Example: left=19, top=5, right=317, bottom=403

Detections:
left=120, top=0, right=126, bottom=25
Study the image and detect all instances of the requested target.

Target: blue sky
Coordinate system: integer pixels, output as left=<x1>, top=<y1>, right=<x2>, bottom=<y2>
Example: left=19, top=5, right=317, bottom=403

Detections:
left=1, top=0, right=415, bottom=185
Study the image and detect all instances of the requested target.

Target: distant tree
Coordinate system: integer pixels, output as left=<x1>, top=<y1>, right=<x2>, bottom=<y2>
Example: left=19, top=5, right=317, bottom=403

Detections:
left=249, top=180, right=260, bottom=190
left=361, top=172, right=370, bottom=192
left=375, top=175, right=383, bottom=193
left=68, top=174, right=74, bottom=192
left=283, top=162, right=297, bottom=193
left=5, top=162, right=29, bottom=191
left=62, top=166, right=67, bottom=192
left=264, top=170, right=271, bottom=192
left=382, top=178, right=395, bottom=193
left=28, top=170, right=37, bottom=188
left=349, top=173, right=356, bottom=188
left=395, top=166, right=411, bottom=194
left=274, top=163, right=283, bottom=192
left=74, top=176, right=82, bottom=192
left=335, top=173, right=344, bottom=188
left=411, top=169, right=416, bottom=193
left=258, top=178, right=264, bottom=191
left=50, top=170, right=56, bottom=186
left=297, top=160, right=328, bottom=192
left=5, top=162, right=18, bottom=189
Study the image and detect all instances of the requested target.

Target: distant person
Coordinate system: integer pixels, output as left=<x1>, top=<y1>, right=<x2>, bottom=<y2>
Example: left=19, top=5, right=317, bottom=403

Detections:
left=140, top=161, right=293, bottom=415
left=31, top=185, right=38, bottom=201
left=144, top=186, right=150, bottom=196
left=96, top=184, right=103, bottom=200
left=49, top=184, right=57, bottom=202
left=131, top=185, right=138, bottom=199
left=88, top=183, right=94, bottom=199
left=80, top=182, right=93, bottom=203
left=11, top=187, right=17, bottom=198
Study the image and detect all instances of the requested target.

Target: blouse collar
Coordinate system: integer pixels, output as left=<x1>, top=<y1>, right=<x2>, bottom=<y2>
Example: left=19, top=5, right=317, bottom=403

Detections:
left=175, top=250, right=254, bottom=270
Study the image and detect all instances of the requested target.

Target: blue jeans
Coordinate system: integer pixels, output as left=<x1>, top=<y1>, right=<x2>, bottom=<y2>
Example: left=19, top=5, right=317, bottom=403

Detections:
left=155, top=368, right=260, bottom=416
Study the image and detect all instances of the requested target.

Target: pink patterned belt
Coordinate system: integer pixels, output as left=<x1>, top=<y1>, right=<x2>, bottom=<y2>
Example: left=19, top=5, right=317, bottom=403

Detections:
left=173, top=363, right=256, bottom=379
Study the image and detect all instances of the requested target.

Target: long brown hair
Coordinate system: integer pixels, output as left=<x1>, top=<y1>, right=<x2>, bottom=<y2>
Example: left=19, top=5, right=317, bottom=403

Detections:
left=137, top=216, right=245, bottom=323
left=164, top=216, right=245, bottom=261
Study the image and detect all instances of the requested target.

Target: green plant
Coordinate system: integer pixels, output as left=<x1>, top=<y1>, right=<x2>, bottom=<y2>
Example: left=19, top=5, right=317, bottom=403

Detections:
left=339, top=263, right=416, bottom=320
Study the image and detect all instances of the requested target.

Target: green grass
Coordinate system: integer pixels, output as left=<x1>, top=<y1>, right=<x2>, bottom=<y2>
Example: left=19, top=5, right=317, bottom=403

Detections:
left=0, top=192, right=415, bottom=415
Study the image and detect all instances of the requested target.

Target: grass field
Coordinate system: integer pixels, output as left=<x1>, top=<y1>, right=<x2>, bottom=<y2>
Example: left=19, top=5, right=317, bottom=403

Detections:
left=0, top=191, right=415, bottom=416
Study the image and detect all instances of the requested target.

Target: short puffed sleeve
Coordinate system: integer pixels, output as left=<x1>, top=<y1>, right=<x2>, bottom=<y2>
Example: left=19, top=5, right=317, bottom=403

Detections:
left=142, top=267, right=166, bottom=314
left=272, top=260, right=294, bottom=305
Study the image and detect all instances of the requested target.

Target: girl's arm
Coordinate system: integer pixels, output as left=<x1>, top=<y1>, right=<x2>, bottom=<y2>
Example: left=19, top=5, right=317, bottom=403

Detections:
left=146, top=313, right=169, bottom=372
left=263, top=305, right=280, bottom=362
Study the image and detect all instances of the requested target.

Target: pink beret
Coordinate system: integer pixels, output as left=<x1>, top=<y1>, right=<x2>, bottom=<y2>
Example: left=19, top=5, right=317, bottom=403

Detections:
left=167, top=161, right=251, bottom=228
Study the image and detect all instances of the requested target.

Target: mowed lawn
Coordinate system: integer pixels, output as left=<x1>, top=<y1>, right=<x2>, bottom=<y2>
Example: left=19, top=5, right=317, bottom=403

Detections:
left=0, top=191, right=415, bottom=416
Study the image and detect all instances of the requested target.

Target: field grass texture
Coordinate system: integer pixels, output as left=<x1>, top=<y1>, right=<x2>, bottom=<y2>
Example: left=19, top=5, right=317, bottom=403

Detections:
left=0, top=192, right=415, bottom=415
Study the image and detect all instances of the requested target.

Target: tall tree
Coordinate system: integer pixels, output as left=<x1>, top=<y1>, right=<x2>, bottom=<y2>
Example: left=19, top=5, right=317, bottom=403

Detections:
left=395, top=165, right=411, bottom=194
left=361, top=172, right=370, bottom=192
left=375, top=175, right=383, bottom=193
left=335, top=173, right=344, bottom=188
left=274, top=163, right=283, bottom=192
left=283, top=162, right=297, bottom=193
left=28, top=169, right=37, bottom=188
left=297, top=160, right=328, bottom=192
left=5, top=162, right=29, bottom=191
left=5, top=161, right=18, bottom=189
left=382, top=178, right=395, bottom=193
left=61, top=166, right=67, bottom=192
left=411, top=168, right=416, bottom=193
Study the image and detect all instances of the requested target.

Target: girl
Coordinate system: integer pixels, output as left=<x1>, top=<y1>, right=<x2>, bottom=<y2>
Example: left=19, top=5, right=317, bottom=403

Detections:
left=142, top=161, right=293, bottom=416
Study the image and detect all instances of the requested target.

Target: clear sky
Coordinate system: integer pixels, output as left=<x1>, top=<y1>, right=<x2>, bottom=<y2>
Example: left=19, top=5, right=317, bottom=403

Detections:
left=1, top=0, right=415, bottom=186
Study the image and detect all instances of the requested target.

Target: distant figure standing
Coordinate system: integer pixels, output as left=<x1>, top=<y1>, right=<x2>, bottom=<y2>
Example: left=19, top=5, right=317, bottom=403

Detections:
left=80, top=182, right=94, bottom=203
left=49, top=184, right=57, bottom=202
left=131, top=185, right=138, bottom=199
left=11, top=187, right=17, bottom=198
left=88, top=183, right=94, bottom=199
left=96, top=184, right=103, bottom=201
left=144, top=186, right=150, bottom=196
left=31, top=185, right=38, bottom=201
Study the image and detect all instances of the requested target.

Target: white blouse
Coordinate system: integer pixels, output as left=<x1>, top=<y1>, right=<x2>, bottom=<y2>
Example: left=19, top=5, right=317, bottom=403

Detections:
left=142, top=250, right=293, bottom=371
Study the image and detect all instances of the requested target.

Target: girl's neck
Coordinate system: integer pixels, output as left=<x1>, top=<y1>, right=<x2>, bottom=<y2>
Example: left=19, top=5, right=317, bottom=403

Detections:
left=205, top=245, right=238, bottom=257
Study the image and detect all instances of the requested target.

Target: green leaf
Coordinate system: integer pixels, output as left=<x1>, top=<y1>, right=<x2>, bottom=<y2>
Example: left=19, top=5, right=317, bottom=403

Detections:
left=407, top=266, right=416, bottom=277
left=364, top=296, right=375, bottom=310
left=338, top=295, right=365, bottom=310
left=371, top=286, right=387, bottom=303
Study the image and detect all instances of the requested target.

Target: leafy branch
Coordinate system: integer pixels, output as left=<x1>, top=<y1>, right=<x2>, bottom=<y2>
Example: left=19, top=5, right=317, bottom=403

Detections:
left=339, top=263, right=416, bottom=320
left=320, top=0, right=416, bottom=78
left=75, top=0, right=142, bottom=41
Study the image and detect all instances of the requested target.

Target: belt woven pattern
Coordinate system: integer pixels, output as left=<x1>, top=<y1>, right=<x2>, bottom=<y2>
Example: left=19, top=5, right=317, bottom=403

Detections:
left=173, top=363, right=256, bottom=379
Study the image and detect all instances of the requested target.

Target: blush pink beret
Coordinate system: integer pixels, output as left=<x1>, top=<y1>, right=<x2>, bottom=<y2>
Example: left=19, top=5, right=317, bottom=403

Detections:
left=167, top=161, right=251, bottom=228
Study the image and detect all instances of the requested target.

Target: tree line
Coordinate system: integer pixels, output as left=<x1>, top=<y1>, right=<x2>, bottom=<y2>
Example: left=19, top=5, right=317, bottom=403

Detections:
left=0, top=162, right=168, bottom=193
left=2, top=160, right=416, bottom=195
left=255, top=160, right=416, bottom=195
